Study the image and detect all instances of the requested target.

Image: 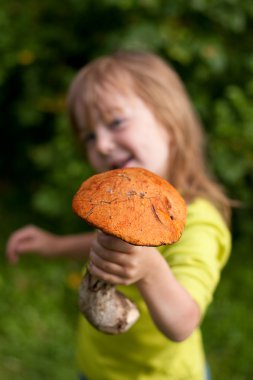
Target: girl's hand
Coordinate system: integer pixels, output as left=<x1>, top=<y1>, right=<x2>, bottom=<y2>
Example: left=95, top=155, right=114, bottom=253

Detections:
left=88, top=231, right=158, bottom=286
left=6, top=225, right=61, bottom=264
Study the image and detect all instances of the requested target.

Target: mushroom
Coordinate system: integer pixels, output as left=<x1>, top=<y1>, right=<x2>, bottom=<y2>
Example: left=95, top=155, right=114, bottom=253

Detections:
left=72, top=167, right=187, bottom=334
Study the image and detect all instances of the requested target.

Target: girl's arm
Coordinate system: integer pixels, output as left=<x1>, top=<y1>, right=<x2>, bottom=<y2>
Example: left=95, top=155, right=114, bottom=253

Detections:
left=136, top=252, right=200, bottom=341
left=6, top=225, right=95, bottom=264
left=88, top=232, right=201, bottom=342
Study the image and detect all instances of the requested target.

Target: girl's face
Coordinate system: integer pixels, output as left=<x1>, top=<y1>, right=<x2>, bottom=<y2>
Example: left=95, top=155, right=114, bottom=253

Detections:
left=84, top=87, right=171, bottom=180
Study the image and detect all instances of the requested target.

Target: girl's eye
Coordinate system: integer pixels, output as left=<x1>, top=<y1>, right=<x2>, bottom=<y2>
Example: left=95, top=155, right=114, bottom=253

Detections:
left=84, top=131, right=96, bottom=143
left=109, top=118, right=124, bottom=129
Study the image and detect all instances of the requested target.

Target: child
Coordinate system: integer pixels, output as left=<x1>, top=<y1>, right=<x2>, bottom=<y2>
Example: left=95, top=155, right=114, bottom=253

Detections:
left=6, top=51, right=232, bottom=380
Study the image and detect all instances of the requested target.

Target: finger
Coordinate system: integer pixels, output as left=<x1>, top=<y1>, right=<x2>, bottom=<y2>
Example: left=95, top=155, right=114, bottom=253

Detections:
left=6, top=236, right=22, bottom=264
left=89, top=249, right=124, bottom=277
left=97, top=231, right=136, bottom=253
left=6, top=239, right=36, bottom=264
left=91, top=239, right=130, bottom=265
left=88, top=261, right=130, bottom=286
left=6, top=226, right=39, bottom=263
left=8, top=225, right=38, bottom=243
left=7, top=233, right=35, bottom=254
left=6, top=225, right=36, bottom=251
left=14, top=240, right=39, bottom=254
left=6, top=246, right=19, bottom=264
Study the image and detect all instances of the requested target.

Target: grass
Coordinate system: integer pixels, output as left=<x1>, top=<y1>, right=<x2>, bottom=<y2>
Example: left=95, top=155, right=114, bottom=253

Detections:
left=202, top=240, right=253, bottom=379
left=1, top=198, right=253, bottom=380
left=0, top=194, right=80, bottom=380
left=0, top=255, right=80, bottom=380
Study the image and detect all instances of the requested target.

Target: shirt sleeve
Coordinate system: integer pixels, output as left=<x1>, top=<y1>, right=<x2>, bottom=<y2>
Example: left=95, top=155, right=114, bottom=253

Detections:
left=159, top=199, right=231, bottom=317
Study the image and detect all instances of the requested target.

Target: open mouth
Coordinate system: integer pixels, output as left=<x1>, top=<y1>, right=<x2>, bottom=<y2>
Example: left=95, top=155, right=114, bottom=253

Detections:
left=110, top=157, right=134, bottom=170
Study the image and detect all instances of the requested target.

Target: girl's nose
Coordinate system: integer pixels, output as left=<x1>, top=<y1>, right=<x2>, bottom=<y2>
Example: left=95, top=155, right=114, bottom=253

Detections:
left=95, top=127, right=115, bottom=155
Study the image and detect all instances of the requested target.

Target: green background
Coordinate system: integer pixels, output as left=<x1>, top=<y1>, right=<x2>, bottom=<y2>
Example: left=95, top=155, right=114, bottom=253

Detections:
left=1, top=1, right=253, bottom=379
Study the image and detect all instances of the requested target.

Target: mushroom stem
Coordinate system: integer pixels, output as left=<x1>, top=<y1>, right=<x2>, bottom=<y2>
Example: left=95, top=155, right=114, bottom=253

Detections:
left=79, top=270, right=140, bottom=334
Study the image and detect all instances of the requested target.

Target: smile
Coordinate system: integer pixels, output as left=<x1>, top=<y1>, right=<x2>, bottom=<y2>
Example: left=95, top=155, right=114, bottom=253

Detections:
left=110, top=157, right=134, bottom=170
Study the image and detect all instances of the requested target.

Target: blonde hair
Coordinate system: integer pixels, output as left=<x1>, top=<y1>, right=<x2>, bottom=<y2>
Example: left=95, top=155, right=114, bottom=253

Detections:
left=67, top=50, right=232, bottom=224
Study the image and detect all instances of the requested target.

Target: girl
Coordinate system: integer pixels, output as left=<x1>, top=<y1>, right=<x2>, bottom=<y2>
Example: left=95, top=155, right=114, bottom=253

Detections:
left=6, top=51, right=232, bottom=380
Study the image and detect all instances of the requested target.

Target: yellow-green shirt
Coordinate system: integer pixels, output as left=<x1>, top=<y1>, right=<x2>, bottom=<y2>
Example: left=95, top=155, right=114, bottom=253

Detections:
left=76, top=199, right=231, bottom=380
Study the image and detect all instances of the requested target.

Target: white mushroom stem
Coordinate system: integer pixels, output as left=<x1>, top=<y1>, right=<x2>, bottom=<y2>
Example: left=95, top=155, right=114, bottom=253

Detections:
left=79, top=270, right=140, bottom=334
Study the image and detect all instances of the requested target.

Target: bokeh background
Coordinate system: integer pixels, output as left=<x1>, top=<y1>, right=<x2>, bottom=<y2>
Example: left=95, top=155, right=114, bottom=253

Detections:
left=1, top=1, right=253, bottom=379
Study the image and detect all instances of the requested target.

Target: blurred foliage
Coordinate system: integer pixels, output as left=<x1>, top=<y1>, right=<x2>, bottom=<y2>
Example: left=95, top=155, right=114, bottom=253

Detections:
left=1, top=0, right=253, bottom=231
left=1, top=0, right=253, bottom=379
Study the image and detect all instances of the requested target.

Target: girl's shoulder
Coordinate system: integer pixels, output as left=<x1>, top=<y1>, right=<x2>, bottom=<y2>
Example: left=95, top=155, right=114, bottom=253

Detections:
left=183, top=198, right=232, bottom=265
left=187, top=198, right=228, bottom=229
left=160, top=197, right=231, bottom=257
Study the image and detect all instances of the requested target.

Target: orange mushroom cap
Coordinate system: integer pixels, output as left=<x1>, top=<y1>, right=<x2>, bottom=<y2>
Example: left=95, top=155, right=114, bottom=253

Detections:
left=72, top=168, right=187, bottom=246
